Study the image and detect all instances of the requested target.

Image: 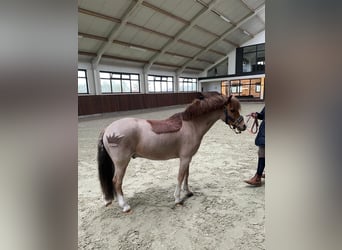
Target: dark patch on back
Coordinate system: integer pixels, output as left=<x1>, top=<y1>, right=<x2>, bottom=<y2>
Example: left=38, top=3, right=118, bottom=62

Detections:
left=147, top=113, right=183, bottom=134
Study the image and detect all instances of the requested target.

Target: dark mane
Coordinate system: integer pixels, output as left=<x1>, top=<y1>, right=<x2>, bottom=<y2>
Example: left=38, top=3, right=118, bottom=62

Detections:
left=182, top=92, right=229, bottom=121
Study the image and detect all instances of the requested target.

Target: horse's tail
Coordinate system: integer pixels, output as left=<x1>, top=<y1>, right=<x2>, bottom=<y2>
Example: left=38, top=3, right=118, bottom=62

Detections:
left=97, top=130, right=115, bottom=201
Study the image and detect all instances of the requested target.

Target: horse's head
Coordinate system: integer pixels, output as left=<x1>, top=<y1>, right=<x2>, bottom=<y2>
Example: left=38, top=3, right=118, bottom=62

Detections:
left=221, top=95, right=246, bottom=133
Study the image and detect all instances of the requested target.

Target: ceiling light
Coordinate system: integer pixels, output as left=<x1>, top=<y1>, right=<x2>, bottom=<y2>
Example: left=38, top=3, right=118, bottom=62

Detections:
left=220, top=15, right=231, bottom=23
left=78, top=35, right=83, bottom=38
left=129, top=46, right=146, bottom=52
left=172, top=54, right=183, bottom=59
left=243, top=30, right=251, bottom=36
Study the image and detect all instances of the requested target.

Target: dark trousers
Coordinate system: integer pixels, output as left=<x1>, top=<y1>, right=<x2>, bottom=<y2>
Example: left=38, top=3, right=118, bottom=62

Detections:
left=257, top=146, right=265, bottom=176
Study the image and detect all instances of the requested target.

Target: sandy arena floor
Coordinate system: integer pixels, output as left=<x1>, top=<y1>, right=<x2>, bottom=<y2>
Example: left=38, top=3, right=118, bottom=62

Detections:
left=78, top=102, right=265, bottom=250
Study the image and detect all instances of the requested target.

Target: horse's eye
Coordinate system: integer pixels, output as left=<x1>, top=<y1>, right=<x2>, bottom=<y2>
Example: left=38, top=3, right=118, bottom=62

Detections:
left=230, top=109, right=235, bottom=113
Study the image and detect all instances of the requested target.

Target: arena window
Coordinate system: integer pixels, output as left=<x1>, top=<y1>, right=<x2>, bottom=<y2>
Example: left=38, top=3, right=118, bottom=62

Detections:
left=148, top=75, right=174, bottom=93
left=78, top=69, right=89, bottom=94
left=236, top=43, right=265, bottom=75
left=179, top=77, right=198, bottom=92
left=100, top=71, right=140, bottom=93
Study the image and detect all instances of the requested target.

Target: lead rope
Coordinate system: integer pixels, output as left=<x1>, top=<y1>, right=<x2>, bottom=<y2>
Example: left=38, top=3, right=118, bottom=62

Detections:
left=246, top=114, right=259, bottom=134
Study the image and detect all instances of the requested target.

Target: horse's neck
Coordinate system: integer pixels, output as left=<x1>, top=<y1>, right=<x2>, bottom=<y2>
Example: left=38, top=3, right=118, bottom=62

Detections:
left=190, top=110, right=222, bottom=136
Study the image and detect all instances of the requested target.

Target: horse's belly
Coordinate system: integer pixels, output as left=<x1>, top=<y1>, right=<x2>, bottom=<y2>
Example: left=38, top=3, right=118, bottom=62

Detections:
left=136, top=146, right=179, bottom=160
left=137, top=152, right=178, bottom=161
left=135, top=139, right=179, bottom=160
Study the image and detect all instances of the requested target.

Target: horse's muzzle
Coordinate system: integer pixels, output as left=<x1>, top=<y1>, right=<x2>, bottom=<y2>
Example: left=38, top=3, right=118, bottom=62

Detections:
left=240, top=124, right=247, bottom=131
left=235, top=124, right=246, bottom=133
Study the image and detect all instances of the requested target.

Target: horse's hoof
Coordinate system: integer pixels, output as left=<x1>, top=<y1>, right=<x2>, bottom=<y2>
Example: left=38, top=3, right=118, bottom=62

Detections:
left=175, top=200, right=184, bottom=206
left=122, top=205, right=131, bottom=213
left=186, top=192, right=194, bottom=198
left=104, top=200, right=112, bottom=207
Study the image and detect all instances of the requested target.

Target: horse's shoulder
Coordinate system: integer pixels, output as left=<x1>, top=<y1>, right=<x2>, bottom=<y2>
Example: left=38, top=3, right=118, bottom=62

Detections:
left=147, top=113, right=183, bottom=134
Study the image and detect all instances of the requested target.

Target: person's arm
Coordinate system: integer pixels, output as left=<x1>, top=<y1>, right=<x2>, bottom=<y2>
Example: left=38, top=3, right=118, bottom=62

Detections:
left=256, top=107, right=265, bottom=120
left=251, top=107, right=265, bottom=120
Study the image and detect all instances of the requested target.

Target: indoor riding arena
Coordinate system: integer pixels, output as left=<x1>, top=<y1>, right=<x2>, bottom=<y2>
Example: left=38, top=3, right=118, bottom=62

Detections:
left=78, top=0, right=265, bottom=249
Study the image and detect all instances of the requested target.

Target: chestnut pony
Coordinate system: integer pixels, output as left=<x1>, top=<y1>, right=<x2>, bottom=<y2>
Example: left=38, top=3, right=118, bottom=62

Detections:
left=97, top=92, right=246, bottom=212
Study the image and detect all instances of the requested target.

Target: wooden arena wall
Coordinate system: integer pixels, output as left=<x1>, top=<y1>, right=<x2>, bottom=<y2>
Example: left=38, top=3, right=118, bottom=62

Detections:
left=78, top=93, right=200, bottom=116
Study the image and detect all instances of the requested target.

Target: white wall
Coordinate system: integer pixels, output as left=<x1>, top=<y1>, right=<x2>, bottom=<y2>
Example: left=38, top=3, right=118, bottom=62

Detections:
left=242, top=30, right=265, bottom=47
left=200, top=81, right=221, bottom=92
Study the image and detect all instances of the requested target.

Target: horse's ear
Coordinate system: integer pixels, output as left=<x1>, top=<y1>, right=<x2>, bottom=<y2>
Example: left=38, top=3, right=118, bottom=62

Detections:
left=225, top=95, right=233, bottom=104
left=197, top=93, right=205, bottom=100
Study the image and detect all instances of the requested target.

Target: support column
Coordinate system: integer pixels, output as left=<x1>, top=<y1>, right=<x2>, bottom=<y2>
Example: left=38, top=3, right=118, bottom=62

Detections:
left=175, top=73, right=180, bottom=93
left=143, top=68, right=149, bottom=93
left=91, top=63, right=101, bottom=95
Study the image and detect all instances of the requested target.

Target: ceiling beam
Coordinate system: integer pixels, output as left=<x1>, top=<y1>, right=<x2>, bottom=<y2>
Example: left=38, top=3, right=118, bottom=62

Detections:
left=240, top=0, right=265, bottom=25
left=79, top=6, right=225, bottom=57
left=78, top=32, right=214, bottom=65
left=78, top=51, right=204, bottom=72
left=177, top=4, right=265, bottom=75
left=91, top=0, right=144, bottom=66
left=194, top=25, right=239, bottom=48
left=203, top=55, right=228, bottom=72
left=142, top=1, right=189, bottom=24
left=78, top=7, right=121, bottom=23
left=143, top=0, right=222, bottom=72
left=197, top=0, right=259, bottom=46
left=78, top=32, right=107, bottom=41
left=141, top=1, right=238, bottom=48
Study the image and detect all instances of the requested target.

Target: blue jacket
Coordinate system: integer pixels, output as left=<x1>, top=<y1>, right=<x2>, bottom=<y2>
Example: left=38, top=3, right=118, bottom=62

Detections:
left=255, top=107, right=265, bottom=146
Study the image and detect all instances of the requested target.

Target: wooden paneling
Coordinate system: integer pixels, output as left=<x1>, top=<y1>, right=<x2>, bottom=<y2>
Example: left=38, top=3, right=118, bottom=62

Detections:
left=78, top=93, right=200, bottom=116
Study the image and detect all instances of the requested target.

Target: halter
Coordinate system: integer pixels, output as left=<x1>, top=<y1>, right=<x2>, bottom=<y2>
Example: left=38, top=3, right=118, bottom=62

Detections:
left=224, top=107, right=243, bottom=134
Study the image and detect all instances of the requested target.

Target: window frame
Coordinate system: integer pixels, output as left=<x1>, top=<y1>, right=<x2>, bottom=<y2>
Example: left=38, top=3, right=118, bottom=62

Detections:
left=78, top=69, right=89, bottom=94
left=179, top=77, right=198, bottom=92
left=99, top=71, right=140, bottom=94
left=242, top=43, right=265, bottom=73
left=236, top=42, right=265, bottom=75
left=147, top=74, right=174, bottom=93
left=228, top=78, right=262, bottom=97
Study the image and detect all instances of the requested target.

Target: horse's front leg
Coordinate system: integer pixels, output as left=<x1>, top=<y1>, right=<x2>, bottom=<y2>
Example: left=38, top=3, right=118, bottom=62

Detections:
left=174, top=157, right=191, bottom=204
left=182, top=167, right=193, bottom=198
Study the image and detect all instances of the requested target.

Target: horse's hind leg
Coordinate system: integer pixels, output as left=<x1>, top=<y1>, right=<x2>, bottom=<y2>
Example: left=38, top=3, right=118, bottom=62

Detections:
left=182, top=167, right=193, bottom=197
left=114, top=162, right=131, bottom=212
left=174, top=157, right=192, bottom=204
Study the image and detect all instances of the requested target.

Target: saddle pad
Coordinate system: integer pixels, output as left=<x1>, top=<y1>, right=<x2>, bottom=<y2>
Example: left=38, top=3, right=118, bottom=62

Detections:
left=147, top=113, right=182, bottom=134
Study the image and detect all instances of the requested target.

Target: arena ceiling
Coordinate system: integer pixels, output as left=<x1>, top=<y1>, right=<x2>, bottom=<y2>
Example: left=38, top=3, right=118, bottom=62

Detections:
left=78, top=0, right=265, bottom=75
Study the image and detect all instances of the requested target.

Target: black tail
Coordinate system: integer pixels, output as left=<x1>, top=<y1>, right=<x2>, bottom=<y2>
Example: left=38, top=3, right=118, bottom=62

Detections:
left=97, top=130, right=115, bottom=201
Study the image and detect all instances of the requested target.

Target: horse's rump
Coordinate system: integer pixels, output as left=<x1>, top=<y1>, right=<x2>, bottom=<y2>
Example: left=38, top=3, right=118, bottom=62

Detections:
left=147, top=113, right=182, bottom=134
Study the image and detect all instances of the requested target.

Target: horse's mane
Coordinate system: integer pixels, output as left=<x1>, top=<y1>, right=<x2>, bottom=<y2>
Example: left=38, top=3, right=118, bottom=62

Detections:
left=181, top=92, right=240, bottom=121
left=147, top=92, right=240, bottom=134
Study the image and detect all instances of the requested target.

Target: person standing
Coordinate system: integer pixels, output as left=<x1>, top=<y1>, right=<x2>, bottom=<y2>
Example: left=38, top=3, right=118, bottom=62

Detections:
left=244, top=106, right=265, bottom=186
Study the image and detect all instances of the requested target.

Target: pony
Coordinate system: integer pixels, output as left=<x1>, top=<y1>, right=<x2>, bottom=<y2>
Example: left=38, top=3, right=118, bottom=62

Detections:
left=97, top=92, right=246, bottom=212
